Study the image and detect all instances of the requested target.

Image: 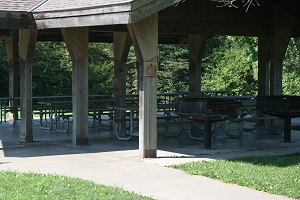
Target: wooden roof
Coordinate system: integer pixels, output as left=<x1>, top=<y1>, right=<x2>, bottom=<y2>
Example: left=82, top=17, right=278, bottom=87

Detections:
left=1, top=0, right=300, bottom=44
left=0, top=0, right=177, bottom=29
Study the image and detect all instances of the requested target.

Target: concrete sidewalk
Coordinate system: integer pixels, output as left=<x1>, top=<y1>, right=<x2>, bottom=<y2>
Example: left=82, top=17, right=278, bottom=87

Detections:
left=0, top=142, right=298, bottom=200
left=0, top=120, right=299, bottom=200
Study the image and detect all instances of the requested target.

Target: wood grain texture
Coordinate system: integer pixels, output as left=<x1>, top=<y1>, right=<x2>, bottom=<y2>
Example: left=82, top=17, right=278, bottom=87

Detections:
left=128, top=14, right=158, bottom=158
left=61, top=27, right=89, bottom=145
left=114, top=32, right=130, bottom=133
left=19, top=29, right=38, bottom=143
left=188, top=34, right=208, bottom=98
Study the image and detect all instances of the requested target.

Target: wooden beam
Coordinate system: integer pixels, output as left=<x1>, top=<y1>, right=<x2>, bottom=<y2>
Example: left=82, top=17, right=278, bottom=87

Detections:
left=114, top=32, right=131, bottom=133
left=188, top=34, right=208, bottom=97
left=35, top=12, right=130, bottom=29
left=128, top=13, right=158, bottom=158
left=61, top=27, right=89, bottom=146
left=4, top=29, right=19, bottom=120
left=19, top=29, right=38, bottom=143
left=270, top=6, right=297, bottom=95
left=131, top=0, right=175, bottom=23
left=0, top=12, right=36, bottom=29
left=158, top=17, right=271, bottom=36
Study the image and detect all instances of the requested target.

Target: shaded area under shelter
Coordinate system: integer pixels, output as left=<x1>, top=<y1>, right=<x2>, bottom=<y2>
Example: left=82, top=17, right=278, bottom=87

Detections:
left=1, top=0, right=300, bottom=158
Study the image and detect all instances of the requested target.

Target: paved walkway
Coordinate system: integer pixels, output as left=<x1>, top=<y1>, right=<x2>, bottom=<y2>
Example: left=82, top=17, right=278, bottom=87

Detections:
left=1, top=120, right=299, bottom=200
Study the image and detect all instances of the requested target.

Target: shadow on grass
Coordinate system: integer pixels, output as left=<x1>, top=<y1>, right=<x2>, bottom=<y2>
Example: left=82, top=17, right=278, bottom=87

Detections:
left=229, top=152, right=300, bottom=167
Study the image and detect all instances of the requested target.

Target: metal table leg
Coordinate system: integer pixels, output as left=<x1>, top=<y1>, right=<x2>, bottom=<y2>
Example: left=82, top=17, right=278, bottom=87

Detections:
left=283, top=116, right=291, bottom=143
left=203, top=122, right=212, bottom=149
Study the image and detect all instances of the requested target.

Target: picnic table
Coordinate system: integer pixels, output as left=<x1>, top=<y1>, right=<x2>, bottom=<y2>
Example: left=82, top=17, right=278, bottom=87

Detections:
left=0, top=97, right=20, bottom=125
left=35, top=95, right=113, bottom=132
left=109, top=103, right=183, bottom=140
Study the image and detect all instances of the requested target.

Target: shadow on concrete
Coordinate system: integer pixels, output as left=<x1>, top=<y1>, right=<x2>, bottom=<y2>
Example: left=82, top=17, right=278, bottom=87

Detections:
left=1, top=119, right=300, bottom=161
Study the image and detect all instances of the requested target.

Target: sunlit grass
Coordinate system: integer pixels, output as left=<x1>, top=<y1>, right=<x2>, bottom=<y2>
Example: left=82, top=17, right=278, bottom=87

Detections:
left=0, top=171, right=153, bottom=200
left=170, top=153, right=300, bottom=199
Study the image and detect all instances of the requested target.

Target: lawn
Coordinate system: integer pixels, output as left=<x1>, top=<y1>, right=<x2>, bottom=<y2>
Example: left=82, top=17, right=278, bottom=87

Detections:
left=0, top=171, right=153, bottom=200
left=170, top=153, right=300, bottom=199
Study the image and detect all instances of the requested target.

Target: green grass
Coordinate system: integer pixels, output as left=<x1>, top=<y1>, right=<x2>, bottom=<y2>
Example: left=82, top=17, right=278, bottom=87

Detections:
left=170, top=153, right=300, bottom=199
left=0, top=171, right=153, bottom=200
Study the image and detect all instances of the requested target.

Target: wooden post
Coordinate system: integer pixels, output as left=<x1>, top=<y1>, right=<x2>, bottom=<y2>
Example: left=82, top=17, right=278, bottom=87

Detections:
left=61, top=27, right=89, bottom=146
left=19, top=29, right=38, bottom=142
left=188, top=34, right=208, bottom=97
left=269, top=6, right=296, bottom=95
left=128, top=14, right=158, bottom=158
left=114, top=32, right=131, bottom=133
left=257, top=36, right=271, bottom=125
left=4, top=30, right=19, bottom=121
left=258, top=36, right=270, bottom=96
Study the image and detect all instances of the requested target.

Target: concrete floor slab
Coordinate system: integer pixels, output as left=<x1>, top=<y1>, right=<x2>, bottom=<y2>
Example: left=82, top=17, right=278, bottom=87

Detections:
left=0, top=119, right=299, bottom=200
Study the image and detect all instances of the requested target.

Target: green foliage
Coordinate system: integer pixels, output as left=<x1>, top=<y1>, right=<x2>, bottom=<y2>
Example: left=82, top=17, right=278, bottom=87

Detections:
left=126, top=46, right=139, bottom=94
left=0, top=171, right=153, bottom=199
left=32, top=42, right=72, bottom=96
left=283, top=38, right=300, bottom=95
left=158, top=44, right=189, bottom=93
left=202, top=36, right=258, bottom=96
left=1, top=35, right=300, bottom=97
left=88, top=43, right=114, bottom=96
left=32, top=42, right=115, bottom=97
left=170, top=153, right=300, bottom=199
left=126, top=44, right=190, bottom=94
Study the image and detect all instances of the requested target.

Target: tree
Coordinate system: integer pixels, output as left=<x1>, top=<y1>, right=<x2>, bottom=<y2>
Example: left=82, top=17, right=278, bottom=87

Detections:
left=1, top=34, right=300, bottom=98
left=202, top=36, right=258, bottom=95
left=32, top=42, right=72, bottom=96
left=88, top=43, right=114, bottom=96
left=282, top=38, right=300, bottom=95
left=158, top=44, right=189, bottom=93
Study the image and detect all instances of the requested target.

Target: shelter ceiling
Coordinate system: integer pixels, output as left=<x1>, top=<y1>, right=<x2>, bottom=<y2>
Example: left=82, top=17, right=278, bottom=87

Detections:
left=1, top=0, right=300, bottom=43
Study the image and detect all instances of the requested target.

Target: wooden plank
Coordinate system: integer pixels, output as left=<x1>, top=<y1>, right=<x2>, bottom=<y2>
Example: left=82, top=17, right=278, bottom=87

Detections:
left=61, top=27, right=89, bottom=145
left=35, top=12, right=130, bottom=29
left=0, top=12, right=27, bottom=19
left=33, top=4, right=131, bottom=19
left=19, top=29, right=38, bottom=143
left=188, top=34, right=208, bottom=98
left=32, top=0, right=133, bottom=12
left=114, top=32, right=131, bottom=134
left=128, top=13, right=158, bottom=158
left=131, top=0, right=156, bottom=10
left=158, top=17, right=271, bottom=36
left=0, top=12, right=36, bottom=29
left=131, top=0, right=177, bottom=13
left=131, top=0, right=175, bottom=23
